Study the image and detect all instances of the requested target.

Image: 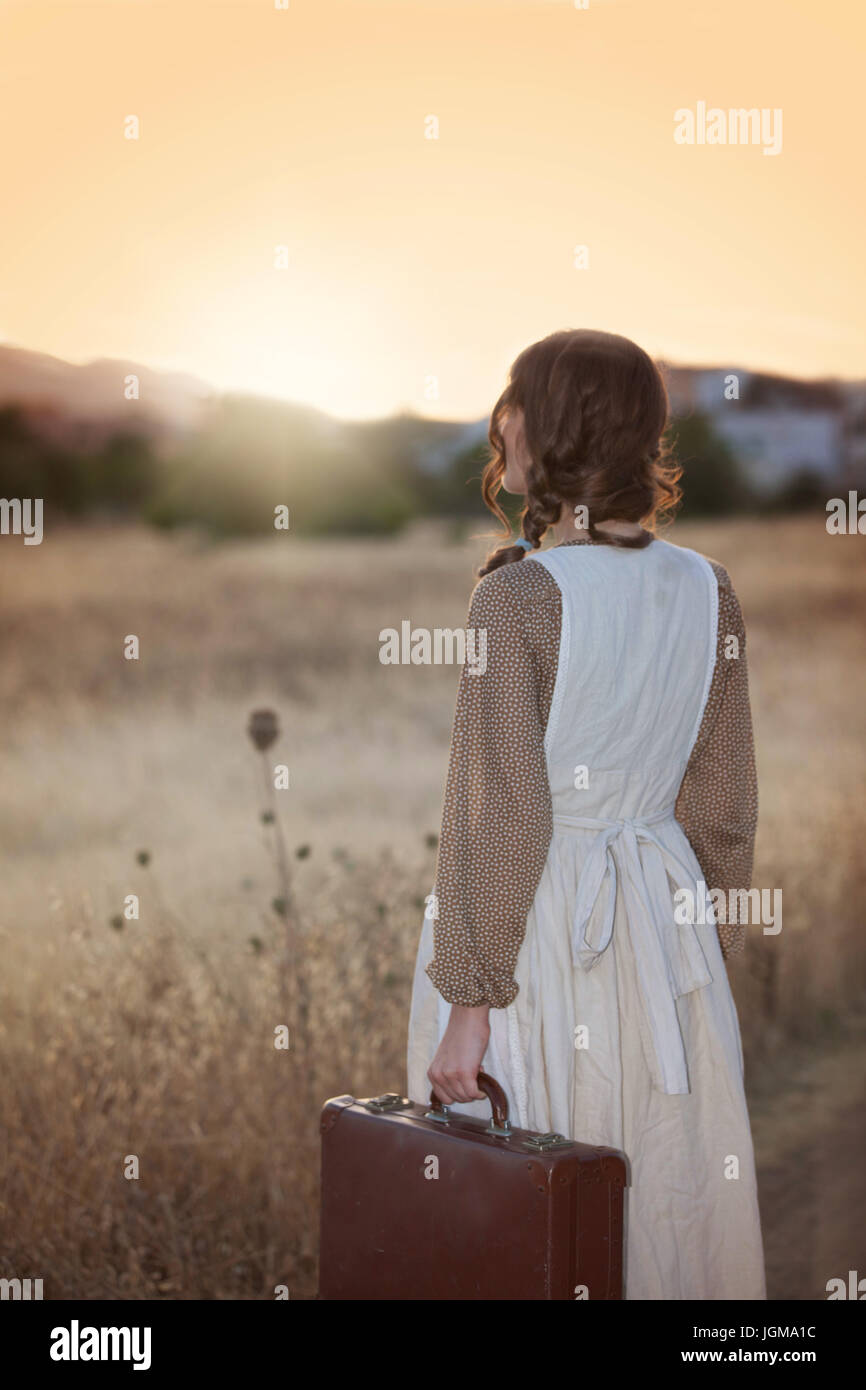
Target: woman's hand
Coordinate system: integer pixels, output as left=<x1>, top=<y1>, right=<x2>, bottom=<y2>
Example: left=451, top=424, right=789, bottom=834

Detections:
left=428, top=1004, right=491, bottom=1105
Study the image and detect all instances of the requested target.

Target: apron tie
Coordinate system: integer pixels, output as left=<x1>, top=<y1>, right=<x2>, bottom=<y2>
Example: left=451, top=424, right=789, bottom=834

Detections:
left=553, top=807, right=714, bottom=1095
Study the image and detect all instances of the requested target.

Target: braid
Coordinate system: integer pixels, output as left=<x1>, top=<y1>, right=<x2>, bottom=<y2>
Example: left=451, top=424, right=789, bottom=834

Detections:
left=477, top=457, right=562, bottom=576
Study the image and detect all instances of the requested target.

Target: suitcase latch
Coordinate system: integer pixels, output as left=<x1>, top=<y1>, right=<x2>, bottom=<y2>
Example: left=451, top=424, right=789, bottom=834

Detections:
left=424, top=1106, right=451, bottom=1124
left=361, top=1093, right=410, bottom=1113
left=524, top=1132, right=573, bottom=1151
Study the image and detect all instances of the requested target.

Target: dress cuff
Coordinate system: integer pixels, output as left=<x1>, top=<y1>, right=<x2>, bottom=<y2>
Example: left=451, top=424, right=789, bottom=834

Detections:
left=424, top=957, right=519, bottom=1009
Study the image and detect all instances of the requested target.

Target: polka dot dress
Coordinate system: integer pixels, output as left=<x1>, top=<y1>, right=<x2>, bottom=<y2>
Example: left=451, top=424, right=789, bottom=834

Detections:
left=425, top=538, right=758, bottom=1007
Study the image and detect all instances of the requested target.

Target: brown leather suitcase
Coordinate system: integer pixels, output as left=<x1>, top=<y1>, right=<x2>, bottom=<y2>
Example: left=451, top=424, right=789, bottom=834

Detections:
left=319, top=1071, right=628, bottom=1300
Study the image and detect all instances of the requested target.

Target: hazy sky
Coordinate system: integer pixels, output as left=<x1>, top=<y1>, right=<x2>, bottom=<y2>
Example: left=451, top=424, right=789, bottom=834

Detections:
left=1, top=0, right=863, bottom=419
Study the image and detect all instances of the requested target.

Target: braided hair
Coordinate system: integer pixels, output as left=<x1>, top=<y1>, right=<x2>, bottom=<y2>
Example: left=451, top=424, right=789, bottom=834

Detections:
left=478, top=329, right=681, bottom=576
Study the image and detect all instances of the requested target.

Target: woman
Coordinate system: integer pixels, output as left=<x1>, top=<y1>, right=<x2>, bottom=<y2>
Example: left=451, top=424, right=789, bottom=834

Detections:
left=407, top=328, right=766, bottom=1300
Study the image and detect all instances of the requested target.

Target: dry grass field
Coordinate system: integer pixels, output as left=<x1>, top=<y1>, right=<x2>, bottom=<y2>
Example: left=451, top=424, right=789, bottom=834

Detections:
left=0, top=513, right=864, bottom=1300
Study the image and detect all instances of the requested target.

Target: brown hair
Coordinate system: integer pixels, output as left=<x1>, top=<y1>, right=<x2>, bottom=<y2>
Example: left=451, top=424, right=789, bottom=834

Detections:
left=478, top=329, right=681, bottom=576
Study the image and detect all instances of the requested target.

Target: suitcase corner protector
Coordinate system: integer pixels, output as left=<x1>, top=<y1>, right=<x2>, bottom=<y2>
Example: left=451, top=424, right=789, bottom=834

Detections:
left=320, top=1094, right=356, bottom=1132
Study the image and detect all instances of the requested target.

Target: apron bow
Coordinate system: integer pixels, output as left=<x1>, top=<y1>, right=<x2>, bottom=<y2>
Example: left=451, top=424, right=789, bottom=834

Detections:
left=554, top=807, right=714, bottom=1095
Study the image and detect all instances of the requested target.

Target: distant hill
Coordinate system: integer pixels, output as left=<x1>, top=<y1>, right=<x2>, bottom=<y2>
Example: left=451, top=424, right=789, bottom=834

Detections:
left=0, top=343, right=484, bottom=466
left=0, top=344, right=215, bottom=448
left=1, top=344, right=863, bottom=518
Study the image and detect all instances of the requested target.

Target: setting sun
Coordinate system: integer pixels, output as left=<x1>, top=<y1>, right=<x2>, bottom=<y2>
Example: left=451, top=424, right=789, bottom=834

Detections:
left=1, top=0, right=864, bottom=420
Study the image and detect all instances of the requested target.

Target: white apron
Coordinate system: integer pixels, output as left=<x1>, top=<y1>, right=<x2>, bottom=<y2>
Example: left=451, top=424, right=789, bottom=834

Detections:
left=407, top=539, right=766, bottom=1300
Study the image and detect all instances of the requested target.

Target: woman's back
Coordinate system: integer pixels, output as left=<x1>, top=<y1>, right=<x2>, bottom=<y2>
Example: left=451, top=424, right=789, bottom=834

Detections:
left=529, top=538, right=717, bottom=821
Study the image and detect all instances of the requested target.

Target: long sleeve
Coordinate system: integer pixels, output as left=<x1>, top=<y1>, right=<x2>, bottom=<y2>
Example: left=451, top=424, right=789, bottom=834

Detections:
left=675, top=563, right=758, bottom=960
left=424, top=560, right=560, bottom=1007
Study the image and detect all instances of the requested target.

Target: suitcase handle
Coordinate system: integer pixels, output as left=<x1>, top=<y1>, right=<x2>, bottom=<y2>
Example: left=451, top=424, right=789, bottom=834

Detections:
left=427, top=1070, right=511, bottom=1134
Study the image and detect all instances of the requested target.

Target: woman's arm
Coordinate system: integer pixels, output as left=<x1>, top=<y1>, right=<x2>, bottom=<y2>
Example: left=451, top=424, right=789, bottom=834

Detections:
left=675, top=564, right=759, bottom=960
left=425, top=562, right=557, bottom=1101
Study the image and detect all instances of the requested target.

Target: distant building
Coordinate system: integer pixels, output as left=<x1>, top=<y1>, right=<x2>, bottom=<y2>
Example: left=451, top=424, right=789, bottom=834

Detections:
left=712, top=408, right=843, bottom=494
left=662, top=364, right=860, bottom=496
